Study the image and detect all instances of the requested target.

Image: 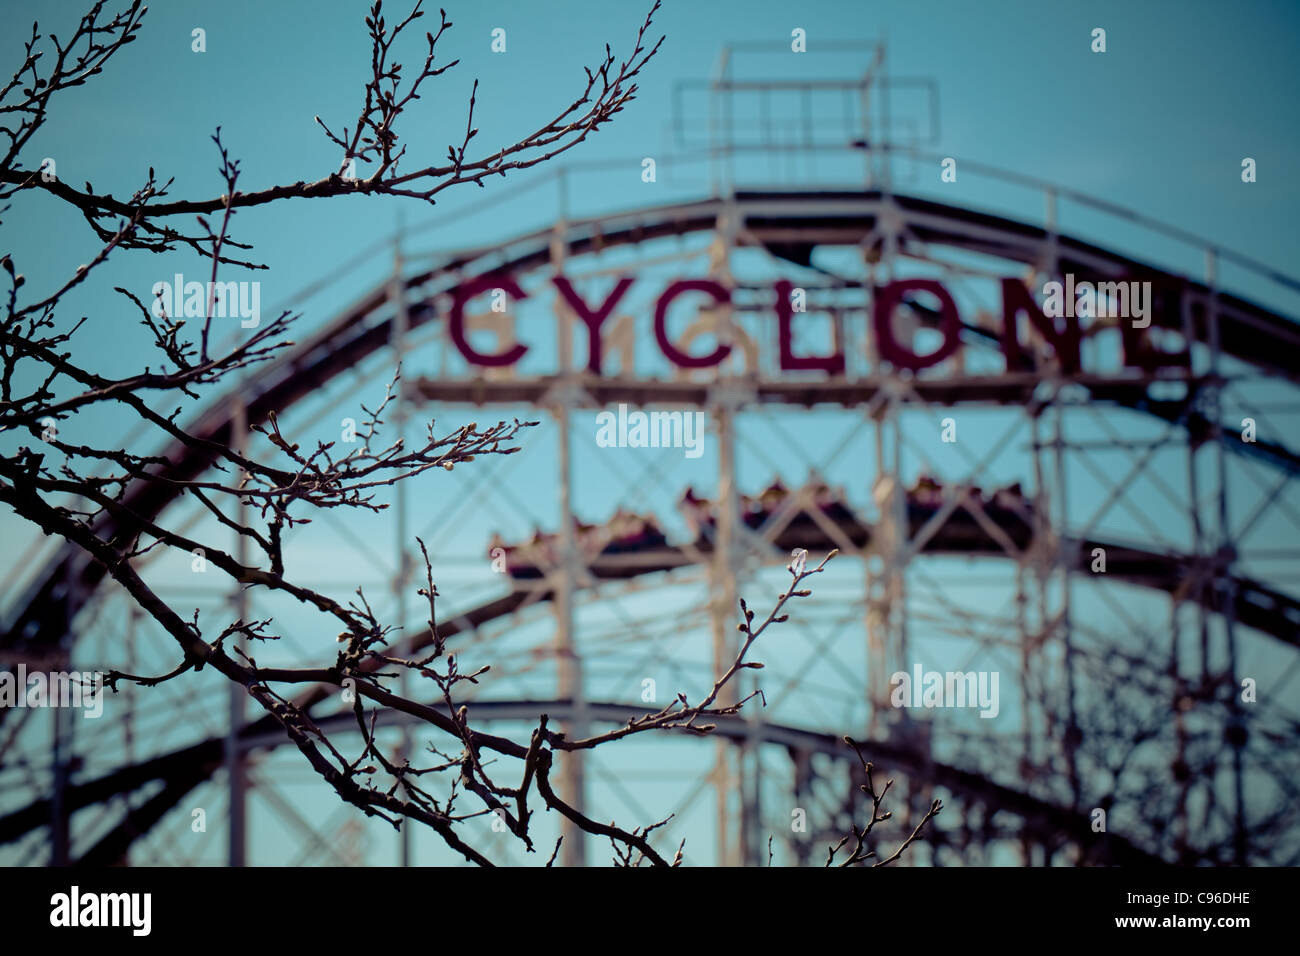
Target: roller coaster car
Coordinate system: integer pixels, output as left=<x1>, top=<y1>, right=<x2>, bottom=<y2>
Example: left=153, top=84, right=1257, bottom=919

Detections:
left=677, top=486, right=717, bottom=540
left=489, top=511, right=669, bottom=579
left=743, top=479, right=792, bottom=524
left=488, top=529, right=556, bottom=580
left=678, top=480, right=872, bottom=551
left=759, top=479, right=872, bottom=551
left=904, top=477, right=1035, bottom=552
left=600, top=508, right=668, bottom=555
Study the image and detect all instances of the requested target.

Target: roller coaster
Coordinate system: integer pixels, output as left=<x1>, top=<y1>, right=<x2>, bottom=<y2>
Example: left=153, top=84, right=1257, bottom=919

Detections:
left=2, top=43, right=1298, bottom=867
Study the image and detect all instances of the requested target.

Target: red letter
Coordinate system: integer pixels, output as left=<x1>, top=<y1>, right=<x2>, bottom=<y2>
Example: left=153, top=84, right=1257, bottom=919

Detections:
left=654, top=279, right=732, bottom=369
left=1001, top=277, right=1081, bottom=374
left=448, top=274, right=529, bottom=367
left=775, top=280, right=845, bottom=375
left=872, top=279, right=962, bottom=371
left=552, top=275, right=634, bottom=374
left=1119, top=277, right=1189, bottom=371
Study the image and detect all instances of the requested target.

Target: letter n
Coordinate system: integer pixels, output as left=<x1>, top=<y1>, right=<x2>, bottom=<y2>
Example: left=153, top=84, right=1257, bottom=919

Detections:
left=1001, top=278, right=1081, bottom=373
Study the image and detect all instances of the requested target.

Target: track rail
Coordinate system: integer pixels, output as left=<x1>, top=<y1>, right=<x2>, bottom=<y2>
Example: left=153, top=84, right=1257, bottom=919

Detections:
left=5, top=190, right=1299, bottom=655
left=3, top=501, right=1285, bottom=863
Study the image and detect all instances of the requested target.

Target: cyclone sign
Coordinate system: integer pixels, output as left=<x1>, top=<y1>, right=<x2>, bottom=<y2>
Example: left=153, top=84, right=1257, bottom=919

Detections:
left=447, top=271, right=1188, bottom=375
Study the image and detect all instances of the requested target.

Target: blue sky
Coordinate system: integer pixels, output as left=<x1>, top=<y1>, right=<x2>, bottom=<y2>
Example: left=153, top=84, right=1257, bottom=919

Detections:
left=4, top=0, right=1298, bottom=299
left=3, top=0, right=1297, bottom=550
left=2, top=0, right=1299, bottom=866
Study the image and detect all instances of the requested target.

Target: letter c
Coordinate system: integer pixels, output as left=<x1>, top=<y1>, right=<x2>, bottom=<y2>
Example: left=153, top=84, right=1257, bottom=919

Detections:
left=448, top=274, right=529, bottom=367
